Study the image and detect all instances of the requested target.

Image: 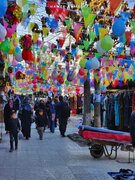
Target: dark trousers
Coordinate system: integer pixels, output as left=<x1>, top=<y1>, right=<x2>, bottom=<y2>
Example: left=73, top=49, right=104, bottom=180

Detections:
left=9, top=132, right=18, bottom=150
left=50, top=121, right=55, bottom=133
left=37, top=127, right=44, bottom=139
left=59, top=118, right=68, bottom=136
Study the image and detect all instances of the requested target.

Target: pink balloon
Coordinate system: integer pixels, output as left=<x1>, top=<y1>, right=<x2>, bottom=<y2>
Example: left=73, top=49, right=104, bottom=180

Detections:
left=12, top=58, right=18, bottom=66
left=9, top=73, right=14, bottom=79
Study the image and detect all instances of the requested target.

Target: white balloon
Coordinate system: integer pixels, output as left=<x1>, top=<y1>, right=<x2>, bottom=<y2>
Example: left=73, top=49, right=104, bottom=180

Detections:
left=96, top=41, right=105, bottom=54
left=0, top=23, right=7, bottom=42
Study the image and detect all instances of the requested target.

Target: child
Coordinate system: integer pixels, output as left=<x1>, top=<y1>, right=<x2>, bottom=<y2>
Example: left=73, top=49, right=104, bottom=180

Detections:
left=35, top=109, right=45, bottom=140
left=8, top=111, right=20, bottom=152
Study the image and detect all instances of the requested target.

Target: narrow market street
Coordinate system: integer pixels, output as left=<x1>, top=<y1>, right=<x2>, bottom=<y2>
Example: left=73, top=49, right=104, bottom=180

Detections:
left=0, top=116, right=134, bottom=180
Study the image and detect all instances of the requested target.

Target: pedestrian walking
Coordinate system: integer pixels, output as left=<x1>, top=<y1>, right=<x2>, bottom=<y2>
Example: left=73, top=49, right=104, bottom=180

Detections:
left=47, top=97, right=55, bottom=133
left=4, top=99, right=16, bottom=134
left=20, top=103, right=33, bottom=140
left=56, top=96, right=70, bottom=137
left=35, top=109, right=46, bottom=140
left=34, top=99, right=48, bottom=130
left=8, top=111, right=20, bottom=152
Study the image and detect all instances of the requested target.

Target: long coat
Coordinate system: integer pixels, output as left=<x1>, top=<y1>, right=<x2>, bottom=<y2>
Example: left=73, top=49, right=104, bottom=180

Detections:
left=20, top=108, right=33, bottom=138
left=4, top=104, right=15, bottom=131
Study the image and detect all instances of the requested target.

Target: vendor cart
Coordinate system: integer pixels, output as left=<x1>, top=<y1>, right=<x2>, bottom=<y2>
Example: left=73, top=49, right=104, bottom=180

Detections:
left=78, top=125, right=135, bottom=163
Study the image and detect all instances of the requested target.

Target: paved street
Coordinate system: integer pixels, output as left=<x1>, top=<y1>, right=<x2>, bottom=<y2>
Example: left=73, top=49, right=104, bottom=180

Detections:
left=0, top=116, right=134, bottom=180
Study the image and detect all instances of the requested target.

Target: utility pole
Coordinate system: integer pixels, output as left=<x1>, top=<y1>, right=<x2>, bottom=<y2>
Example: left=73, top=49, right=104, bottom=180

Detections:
left=94, top=69, right=101, bottom=127
left=83, top=72, right=91, bottom=125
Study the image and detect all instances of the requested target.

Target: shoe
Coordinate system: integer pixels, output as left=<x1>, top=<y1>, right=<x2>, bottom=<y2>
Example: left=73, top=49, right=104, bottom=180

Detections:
left=25, top=137, right=29, bottom=140
left=15, top=147, right=18, bottom=150
left=9, top=149, right=13, bottom=152
left=61, top=135, right=66, bottom=137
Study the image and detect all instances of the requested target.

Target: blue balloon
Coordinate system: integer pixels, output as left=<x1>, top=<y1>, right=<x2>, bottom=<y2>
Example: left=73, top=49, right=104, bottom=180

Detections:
left=91, top=57, right=100, bottom=70
left=0, top=0, right=7, bottom=18
left=80, top=78, right=85, bottom=84
left=112, top=18, right=125, bottom=37
left=85, top=60, right=92, bottom=70
left=14, top=64, right=24, bottom=72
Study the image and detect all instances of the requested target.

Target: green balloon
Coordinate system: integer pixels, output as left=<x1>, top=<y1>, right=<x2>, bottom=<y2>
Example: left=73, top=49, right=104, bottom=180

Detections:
left=101, top=35, right=114, bottom=51
left=0, top=39, right=10, bottom=53
left=65, top=80, right=69, bottom=85
left=79, top=59, right=87, bottom=68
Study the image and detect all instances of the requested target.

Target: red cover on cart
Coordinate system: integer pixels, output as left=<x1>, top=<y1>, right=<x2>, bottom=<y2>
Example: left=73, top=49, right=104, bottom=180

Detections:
left=79, top=130, right=131, bottom=142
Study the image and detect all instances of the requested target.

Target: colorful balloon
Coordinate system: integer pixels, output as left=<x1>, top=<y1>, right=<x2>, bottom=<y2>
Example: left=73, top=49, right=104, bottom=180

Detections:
left=91, top=57, right=100, bottom=69
left=79, top=59, right=87, bottom=68
left=112, top=18, right=125, bottom=37
left=22, top=49, right=34, bottom=63
left=79, top=68, right=85, bottom=76
left=0, top=0, right=7, bottom=18
left=85, top=60, right=92, bottom=70
left=0, top=24, right=7, bottom=42
left=96, top=41, right=105, bottom=54
left=0, top=39, right=10, bottom=53
left=101, top=35, right=114, bottom=51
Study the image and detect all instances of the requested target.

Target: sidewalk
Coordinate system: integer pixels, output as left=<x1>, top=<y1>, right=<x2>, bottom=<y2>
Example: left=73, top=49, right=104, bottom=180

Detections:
left=0, top=116, right=134, bottom=180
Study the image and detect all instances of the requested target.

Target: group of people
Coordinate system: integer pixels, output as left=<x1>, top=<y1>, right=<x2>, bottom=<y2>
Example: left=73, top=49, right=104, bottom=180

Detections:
left=3, top=95, right=71, bottom=152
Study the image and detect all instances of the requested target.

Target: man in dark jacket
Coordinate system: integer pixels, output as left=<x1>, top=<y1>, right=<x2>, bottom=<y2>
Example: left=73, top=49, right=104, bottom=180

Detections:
left=56, top=96, right=70, bottom=137
left=35, top=109, right=46, bottom=140
left=130, top=111, right=135, bottom=148
left=8, top=111, right=20, bottom=152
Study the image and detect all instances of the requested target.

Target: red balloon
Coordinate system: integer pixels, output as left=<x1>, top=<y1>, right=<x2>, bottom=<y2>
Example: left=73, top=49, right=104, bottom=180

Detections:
left=32, top=79, right=37, bottom=84
left=79, top=68, right=85, bottom=76
left=58, top=77, right=64, bottom=84
left=53, top=88, right=57, bottom=93
left=33, top=84, right=37, bottom=89
left=22, top=49, right=34, bottom=63
left=36, top=76, right=40, bottom=80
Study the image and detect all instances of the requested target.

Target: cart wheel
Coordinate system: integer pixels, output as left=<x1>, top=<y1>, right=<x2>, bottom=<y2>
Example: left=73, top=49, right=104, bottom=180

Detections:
left=89, top=144, right=104, bottom=159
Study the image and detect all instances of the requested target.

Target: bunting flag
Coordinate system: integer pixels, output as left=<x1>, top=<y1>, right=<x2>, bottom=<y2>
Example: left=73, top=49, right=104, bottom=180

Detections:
left=42, top=27, right=50, bottom=37
left=28, top=22, right=35, bottom=31
left=58, top=38, right=65, bottom=48
left=89, top=31, right=96, bottom=44
left=130, top=21, right=135, bottom=34
left=73, top=23, right=83, bottom=42
left=47, top=1, right=58, bottom=14
left=58, top=8, right=69, bottom=22
left=99, top=28, right=108, bottom=40
left=83, top=40, right=90, bottom=50
left=125, top=31, right=132, bottom=45
left=81, top=6, right=91, bottom=18
left=65, top=19, right=73, bottom=30
left=109, top=0, right=122, bottom=14
left=84, top=14, right=96, bottom=28
left=32, top=32, right=39, bottom=43
left=29, top=4, right=38, bottom=16
left=74, top=0, right=83, bottom=9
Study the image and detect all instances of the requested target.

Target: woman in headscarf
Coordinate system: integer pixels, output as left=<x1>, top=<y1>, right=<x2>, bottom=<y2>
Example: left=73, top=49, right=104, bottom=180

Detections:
left=20, top=101, right=33, bottom=140
left=4, top=99, right=16, bottom=133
